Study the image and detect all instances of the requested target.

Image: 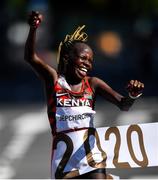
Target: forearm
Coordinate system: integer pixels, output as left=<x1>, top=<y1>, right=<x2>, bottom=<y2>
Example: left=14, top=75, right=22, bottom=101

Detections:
left=103, top=92, right=135, bottom=111
left=118, top=96, right=135, bottom=111
left=24, top=27, right=37, bottom=62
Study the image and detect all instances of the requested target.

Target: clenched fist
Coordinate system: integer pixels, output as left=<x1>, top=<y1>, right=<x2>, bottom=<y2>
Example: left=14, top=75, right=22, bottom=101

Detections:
left=126, top=80, right=144, bottom=99
left=28, top=11, right=43, bottom=29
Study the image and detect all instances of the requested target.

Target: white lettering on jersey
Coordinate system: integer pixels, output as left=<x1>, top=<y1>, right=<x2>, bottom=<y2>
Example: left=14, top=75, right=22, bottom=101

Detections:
left=57, top=98, right=91, bottom=107
left=56, top=106, right=96, bottom=132
left=59, top=113, right=89, bottom=121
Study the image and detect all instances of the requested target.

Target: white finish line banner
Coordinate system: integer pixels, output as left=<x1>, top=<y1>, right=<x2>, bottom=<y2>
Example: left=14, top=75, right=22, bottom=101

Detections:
left=52, top=122, right=158, bottom=178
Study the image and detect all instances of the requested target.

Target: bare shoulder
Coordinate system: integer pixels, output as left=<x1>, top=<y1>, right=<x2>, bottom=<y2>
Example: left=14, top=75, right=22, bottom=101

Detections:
left=87, top=76, right=112, bottom=92
left=87, top=76, right=104, bottom=91
left=87, top=76, right=106, bottom=84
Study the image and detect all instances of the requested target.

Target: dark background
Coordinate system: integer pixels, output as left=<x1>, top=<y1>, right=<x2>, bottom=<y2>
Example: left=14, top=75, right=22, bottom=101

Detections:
left=1, top=0, right=158, bottom=103
left=0, top=0, right=158, bottom=179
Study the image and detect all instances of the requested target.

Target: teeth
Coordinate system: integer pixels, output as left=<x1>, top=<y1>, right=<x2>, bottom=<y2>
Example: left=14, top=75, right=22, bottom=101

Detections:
left=80, top=68, right=87, bottom=72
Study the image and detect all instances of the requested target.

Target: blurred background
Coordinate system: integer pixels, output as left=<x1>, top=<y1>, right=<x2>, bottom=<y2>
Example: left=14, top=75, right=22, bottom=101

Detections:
left=0, top=0, right=158, bottom=179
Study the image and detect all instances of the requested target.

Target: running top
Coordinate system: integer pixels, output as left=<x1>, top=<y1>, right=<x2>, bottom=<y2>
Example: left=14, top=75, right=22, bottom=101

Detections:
left=49, top=76, right=106, bottom=179
left=47, top=75, right=96, bottom=135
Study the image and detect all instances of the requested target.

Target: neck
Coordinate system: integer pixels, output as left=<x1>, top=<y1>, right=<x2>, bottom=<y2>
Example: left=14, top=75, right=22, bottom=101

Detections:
left=64, top=74, right=82, bottom=85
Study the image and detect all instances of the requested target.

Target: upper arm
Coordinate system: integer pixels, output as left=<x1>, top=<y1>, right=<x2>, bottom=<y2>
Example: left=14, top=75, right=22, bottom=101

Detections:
left=89, top=77, right=124, bottom=106
left=25, top=53, right=58, bottom=83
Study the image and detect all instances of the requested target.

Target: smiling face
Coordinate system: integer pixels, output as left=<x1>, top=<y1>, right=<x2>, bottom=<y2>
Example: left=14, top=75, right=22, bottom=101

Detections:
left=65, top=42, right=93, bottom=81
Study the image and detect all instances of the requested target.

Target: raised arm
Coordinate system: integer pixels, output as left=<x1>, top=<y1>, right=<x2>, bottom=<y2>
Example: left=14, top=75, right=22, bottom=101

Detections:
left=90, top=77, right=144, bottom=111
left=24, top=11, right=57, bottom=83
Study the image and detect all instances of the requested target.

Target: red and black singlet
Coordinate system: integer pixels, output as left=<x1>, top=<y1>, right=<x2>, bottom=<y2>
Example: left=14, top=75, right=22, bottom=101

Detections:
left=47, top=75, right=96, bottom=135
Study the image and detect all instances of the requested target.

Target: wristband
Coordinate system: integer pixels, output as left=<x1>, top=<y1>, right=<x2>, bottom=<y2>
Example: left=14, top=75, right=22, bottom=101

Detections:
left=128, top=93, right=142, bottom=99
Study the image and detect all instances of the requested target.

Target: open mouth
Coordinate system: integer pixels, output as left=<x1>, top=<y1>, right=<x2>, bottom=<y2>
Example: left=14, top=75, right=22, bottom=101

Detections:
left=80, top=67, right=88, bottom=73
left=76, top=67, right=88, bottom=77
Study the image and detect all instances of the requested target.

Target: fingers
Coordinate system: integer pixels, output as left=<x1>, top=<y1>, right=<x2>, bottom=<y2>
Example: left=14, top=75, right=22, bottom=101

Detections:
left=129, top=80, right=144, bottom=89
left=28, top=11, right=43, bottom=29
left=126, top=80, right=144, bottom=97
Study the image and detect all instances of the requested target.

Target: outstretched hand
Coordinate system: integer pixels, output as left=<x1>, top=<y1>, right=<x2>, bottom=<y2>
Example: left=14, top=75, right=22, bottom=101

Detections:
left=28, top=11, right=43, bottom=29
left=126, top=80, right=144, bottom=99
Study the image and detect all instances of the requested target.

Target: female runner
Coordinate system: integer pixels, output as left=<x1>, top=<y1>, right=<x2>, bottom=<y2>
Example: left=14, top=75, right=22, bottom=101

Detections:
left=24, top=11, right=144, bottom=179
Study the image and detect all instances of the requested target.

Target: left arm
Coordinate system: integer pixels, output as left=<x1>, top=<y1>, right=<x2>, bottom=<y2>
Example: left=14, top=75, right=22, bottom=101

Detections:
left=89, top=77, right=144, bottom=111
